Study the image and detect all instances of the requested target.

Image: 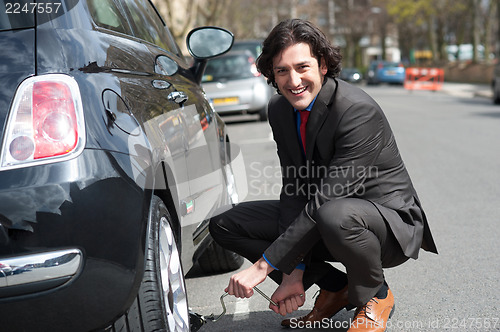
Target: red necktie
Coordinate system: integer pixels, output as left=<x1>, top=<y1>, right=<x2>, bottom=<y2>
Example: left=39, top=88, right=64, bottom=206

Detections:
left=299, top=110, right=310, bottom=153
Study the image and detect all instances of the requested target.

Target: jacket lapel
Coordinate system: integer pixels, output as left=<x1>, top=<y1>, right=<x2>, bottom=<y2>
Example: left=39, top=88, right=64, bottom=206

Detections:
left=305, top=78, right=338, bottom=161
left=280, top=104, right=304, bottom=166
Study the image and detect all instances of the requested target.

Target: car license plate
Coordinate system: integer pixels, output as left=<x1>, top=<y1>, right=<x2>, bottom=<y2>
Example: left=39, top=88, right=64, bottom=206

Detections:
left=213, top=97, right=239, bottom=105
left=385, top=70, right=396, bottom=75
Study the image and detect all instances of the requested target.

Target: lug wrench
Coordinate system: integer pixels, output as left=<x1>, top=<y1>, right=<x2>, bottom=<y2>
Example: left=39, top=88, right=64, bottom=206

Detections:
left=190, top=286, right=277, bottom=331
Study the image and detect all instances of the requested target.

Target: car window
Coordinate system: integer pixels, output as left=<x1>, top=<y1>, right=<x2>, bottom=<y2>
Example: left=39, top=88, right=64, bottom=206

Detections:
left=231, top=42, right=262, bottom=59
left=0, top=0, right=35, bottom=31
left=87, top=0, right=132, bottom=35
left=121, top=0, right=179, bottom=55
left=203, top=54, right=256, bottom=83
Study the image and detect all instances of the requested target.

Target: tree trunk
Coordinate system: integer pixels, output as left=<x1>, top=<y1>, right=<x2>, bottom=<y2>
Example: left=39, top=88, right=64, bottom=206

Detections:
left=471, top=0, right=481, bottom=63
left=497, top=0, right=500, bottom=56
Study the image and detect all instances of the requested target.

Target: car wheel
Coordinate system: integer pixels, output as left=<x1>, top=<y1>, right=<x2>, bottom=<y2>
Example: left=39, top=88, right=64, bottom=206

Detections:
left=493, top=79, right=500, bottom=105
left=258, top=106, right=268, bottom=121
left=112, top=196, right=190, bottom=332
left=197, top=240, right=244, bottom=274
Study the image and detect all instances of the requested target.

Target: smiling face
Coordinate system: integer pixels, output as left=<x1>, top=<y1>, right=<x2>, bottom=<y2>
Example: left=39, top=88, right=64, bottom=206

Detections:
left=272, top=42, right=328, bottom=110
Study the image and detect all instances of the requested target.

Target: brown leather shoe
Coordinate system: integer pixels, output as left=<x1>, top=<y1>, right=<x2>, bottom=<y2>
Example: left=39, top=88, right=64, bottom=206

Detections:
left=281, top=285, right=349, bottom=328
left=348, top=288, right=395, bottom=332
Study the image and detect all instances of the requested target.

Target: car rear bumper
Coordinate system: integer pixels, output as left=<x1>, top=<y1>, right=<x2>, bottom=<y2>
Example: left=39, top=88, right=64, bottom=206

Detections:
left=211, top=90, right=268, bottom=114
left=0, top=148, right=149, bottom=331
left=379, top=76, right=405, bottom=84
left=0, top=248, right=82, bottom=297
left=378, top=71, right=405, bottom=84
left=205, top=78, right=271, bottom=114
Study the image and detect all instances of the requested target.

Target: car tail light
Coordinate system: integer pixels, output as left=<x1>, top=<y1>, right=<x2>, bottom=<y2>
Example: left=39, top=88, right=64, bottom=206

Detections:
left=247, top=56, right=261, bottom=77
left=250, top=63, right=261, bottom=77
left=1, top=74, right=85, bottom=170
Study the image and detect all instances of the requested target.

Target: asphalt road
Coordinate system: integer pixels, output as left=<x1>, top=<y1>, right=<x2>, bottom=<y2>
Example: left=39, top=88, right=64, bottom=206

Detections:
left=186, top=84, right=500, bottom=331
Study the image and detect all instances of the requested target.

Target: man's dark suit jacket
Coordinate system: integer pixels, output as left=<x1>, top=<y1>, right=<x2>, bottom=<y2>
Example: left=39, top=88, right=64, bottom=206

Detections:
left=264, top=77, right=438, bottom=275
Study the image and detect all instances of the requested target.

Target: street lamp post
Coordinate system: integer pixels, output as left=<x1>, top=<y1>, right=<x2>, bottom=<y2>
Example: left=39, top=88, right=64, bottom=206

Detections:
left=371, top=7, right=386, bottom=61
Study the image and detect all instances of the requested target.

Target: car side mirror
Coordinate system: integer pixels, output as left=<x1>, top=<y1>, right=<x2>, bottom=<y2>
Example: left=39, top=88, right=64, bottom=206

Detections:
left=186, top=27, right=233, bottom=84
left=187, top=27, right=233, bottom=59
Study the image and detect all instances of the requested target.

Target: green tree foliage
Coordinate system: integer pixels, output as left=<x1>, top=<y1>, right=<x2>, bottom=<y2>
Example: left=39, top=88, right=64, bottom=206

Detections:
left=380, top=0, right=496, bottom=63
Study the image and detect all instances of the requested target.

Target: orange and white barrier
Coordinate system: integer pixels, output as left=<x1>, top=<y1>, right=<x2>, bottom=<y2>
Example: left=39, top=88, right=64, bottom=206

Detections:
left=404, top=68, right=444, bottom=91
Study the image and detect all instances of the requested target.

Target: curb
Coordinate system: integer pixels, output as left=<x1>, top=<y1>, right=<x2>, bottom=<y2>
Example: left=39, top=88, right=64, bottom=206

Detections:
left=440, top=83, right=492, bottom=100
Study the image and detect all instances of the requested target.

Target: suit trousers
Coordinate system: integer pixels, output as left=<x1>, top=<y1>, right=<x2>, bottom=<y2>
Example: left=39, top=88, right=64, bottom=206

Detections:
left=209, top=198, right=408, bottom=306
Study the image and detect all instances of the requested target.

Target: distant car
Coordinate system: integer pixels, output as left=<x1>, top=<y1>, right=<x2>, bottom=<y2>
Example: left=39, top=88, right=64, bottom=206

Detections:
left=202, top=51, right=274, bottom=121
left=367, top=61, right=406, bottom=85
left=492, top=61, right=500, bottom=104
left=340, top=67, right=363, bottom=83
left=231, top=39, right=263, bottom=59
left=0, top=0, right=243, bottom=331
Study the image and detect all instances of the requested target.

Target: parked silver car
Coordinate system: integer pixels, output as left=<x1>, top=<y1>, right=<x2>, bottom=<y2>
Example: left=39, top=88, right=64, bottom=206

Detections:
left=202, top=51, right=274, bottom=121
left=231, top=39, right=263, bottom=59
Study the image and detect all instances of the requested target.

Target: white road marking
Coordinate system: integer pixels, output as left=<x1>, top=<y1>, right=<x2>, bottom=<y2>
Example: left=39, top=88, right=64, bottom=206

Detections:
left=232, top=298, right=250, bottom=321
left=238, top=138, right=272, bottom=145
left=237, top=133, right=274, bottom=145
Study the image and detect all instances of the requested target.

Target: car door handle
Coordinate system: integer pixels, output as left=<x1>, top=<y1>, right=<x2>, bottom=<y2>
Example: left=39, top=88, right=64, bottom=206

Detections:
left=168, top=91, right=188, bottom=105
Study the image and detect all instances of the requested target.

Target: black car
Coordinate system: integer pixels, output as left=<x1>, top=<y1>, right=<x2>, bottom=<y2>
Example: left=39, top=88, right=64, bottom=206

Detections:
left=339, top=67, right=363, bottom=84
left=0, top=0, right=244, bottom=331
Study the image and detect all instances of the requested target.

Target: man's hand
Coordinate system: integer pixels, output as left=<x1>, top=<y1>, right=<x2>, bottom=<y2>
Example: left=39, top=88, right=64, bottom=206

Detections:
left=270, top=268, right=305, bottom=316
left=225, top=257, right=274, bottom=299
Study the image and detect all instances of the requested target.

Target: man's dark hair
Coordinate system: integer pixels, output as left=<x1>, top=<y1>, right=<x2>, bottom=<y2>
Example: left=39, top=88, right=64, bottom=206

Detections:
left=256, top=19, right=342, bottom=91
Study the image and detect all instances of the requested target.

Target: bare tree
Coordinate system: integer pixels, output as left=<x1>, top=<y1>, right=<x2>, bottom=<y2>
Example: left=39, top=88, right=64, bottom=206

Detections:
left=336, top=0, right=382, bottom=67
left=153, top=0, right=197, bottom=45
left=196, top=0, right=230, bottom=26
left=152, top=0, right=499, bottom=66
left=152, top=0, right=229, bottom=48
left=470, top=0, right=482, bottom=62
left=483, top=0, right=498, bottom=61
left=497, top=0, right=500, bottom=56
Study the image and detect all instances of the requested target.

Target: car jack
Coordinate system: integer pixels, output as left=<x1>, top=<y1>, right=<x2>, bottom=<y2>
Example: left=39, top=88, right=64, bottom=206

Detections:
left=190, top=286, right=277, bottom=331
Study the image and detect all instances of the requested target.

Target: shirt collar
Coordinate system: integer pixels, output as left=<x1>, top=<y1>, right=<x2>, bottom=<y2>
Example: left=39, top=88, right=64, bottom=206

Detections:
left=294, top=95, right=318, bottom=113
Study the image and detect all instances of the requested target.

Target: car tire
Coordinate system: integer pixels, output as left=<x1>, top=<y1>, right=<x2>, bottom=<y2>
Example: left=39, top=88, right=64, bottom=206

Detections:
left=259, top=107, right=268, bottom=121
left=493, top=79, right=500, bottom=105
left=112, top=196, right=190, bottom=332
left=197, top=240, right=244, bottom=273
